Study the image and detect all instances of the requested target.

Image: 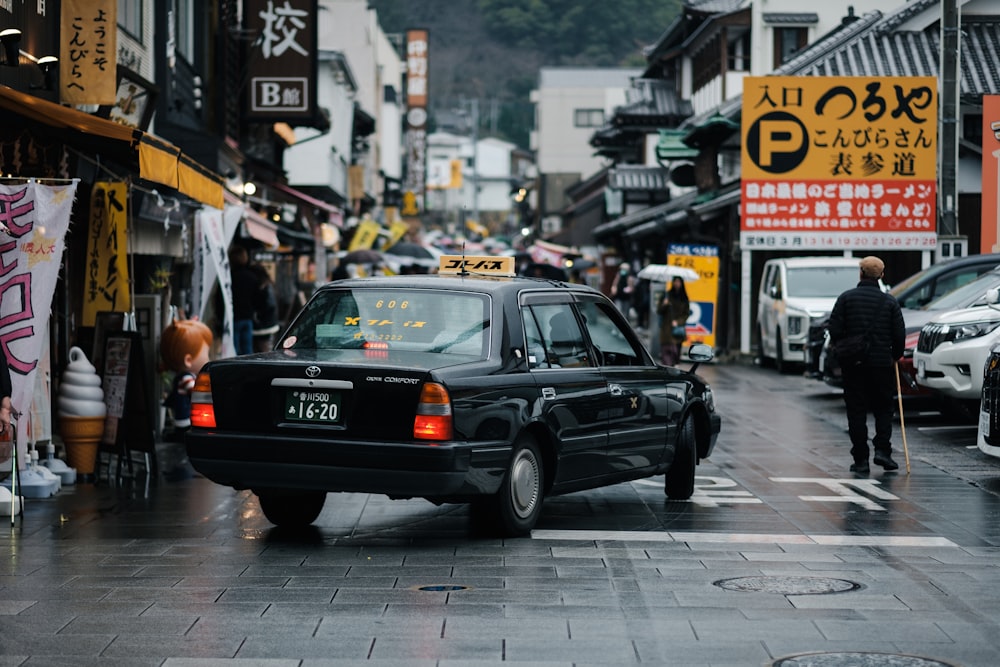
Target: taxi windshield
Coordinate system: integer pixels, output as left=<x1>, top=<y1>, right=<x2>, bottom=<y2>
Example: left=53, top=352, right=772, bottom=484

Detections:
left=280, top=288, right=490, bottom=358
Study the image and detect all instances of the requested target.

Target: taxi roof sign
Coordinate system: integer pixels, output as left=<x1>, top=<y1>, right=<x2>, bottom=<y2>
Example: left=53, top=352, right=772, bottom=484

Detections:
left=438, top=255, right=515, bottom=276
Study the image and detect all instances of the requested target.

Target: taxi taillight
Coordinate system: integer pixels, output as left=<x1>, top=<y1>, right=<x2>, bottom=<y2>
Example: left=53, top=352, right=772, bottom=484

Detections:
left=414, top=382, right=452, bottom=441
left=190, top=372, right=216, bottom=428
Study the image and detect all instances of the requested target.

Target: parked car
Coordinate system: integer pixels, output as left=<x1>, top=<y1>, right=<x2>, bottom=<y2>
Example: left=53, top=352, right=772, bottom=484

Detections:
left=757, top=256, right=861, bottom=372
left=185, top=257, right=722, bottom=536
left=977, top=340, right=1000, bottom=459
left=914, top=287, right=1000, bottom=420
left=890, top=253, right=1000, bottom=310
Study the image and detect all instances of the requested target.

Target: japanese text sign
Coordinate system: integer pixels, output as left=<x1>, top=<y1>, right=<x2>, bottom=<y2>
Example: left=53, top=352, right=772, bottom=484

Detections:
left=60, top=0, right=117, bottom=105
left=0, top=181, right=78, bottom=448
left=245, top=0, right=318, bottom=123
left=741, top=76, right=937, bottom=250
left=404, top=29, right=429, bottom=213
left=83, top=182, right=130, bottom=327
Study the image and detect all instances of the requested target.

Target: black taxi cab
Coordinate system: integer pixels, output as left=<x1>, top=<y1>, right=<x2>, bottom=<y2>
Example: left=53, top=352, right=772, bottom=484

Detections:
left=185, top=256, right=721, bottom=536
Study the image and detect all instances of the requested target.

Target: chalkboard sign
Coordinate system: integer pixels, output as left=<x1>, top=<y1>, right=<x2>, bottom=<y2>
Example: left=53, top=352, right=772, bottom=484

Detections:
left=100, top=330, right=157, bottom=476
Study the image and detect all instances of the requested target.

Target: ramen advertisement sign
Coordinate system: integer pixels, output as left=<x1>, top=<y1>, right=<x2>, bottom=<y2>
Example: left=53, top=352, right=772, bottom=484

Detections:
left=740, top=76, right=937, bottom=251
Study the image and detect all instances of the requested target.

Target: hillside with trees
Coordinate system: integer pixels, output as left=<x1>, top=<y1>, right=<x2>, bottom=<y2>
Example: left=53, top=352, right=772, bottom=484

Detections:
left=367, top=0, right=682, bottom=148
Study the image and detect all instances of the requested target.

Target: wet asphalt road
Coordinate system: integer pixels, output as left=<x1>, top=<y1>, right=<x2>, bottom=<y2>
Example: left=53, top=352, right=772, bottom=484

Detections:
left=2, top=360, right=999, bottom=666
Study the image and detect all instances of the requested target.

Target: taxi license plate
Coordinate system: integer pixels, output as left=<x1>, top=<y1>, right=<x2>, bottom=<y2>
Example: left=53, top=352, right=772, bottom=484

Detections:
left=285, top=389, right=341, bottom=423
left=916, top=359, right=925, bottom=379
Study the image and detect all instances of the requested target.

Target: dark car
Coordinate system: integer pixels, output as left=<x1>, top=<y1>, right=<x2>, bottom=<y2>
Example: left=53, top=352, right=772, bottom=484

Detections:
left=808, top=254, right=1000, bottom=386
left=186, top=258, right=721, bottom=536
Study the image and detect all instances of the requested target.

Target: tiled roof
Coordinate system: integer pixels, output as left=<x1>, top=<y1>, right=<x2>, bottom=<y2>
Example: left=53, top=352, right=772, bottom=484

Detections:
left=608, top=165, right=671, bottom=191
left=775, top=0, right=1000, bottom=100
left=615, top=79, right=693, bottom=125
left=762, top=13, right=819, bottom=25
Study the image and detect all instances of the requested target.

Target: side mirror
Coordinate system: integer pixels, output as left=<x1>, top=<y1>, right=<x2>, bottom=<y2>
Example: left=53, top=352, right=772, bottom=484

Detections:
left=986, top=287, right=1000, bottom=304
left=687, top=343, right=714, bottom=363
left=686, top=342, right=714, bottom=373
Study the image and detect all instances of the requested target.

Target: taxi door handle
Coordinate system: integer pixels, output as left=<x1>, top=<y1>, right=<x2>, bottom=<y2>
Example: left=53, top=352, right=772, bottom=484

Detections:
left=541, top=387, right=556, bottom=400
left=608, top=383, right=623, bottom=396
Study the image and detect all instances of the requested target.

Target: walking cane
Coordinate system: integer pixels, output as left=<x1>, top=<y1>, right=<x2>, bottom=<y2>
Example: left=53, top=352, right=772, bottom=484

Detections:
left=893, top=362, right=911, bottom=474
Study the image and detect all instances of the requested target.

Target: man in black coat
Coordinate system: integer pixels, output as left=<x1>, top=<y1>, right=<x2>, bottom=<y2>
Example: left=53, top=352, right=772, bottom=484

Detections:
left=828, top=256, right=906, bottom=474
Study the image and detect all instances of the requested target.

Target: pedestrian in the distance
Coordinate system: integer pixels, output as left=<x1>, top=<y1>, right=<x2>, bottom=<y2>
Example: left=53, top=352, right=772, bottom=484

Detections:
left=228, top=245, right=258, bottom=355
left=610, top=262, right=635, bottom=322
left=828, top=255, right=905, bottom=474
left=657, top=276, right=690, bottom=366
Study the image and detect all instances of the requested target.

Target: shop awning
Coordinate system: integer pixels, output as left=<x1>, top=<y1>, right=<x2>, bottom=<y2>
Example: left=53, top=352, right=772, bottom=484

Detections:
left=0, top=85, right=224, bottom=209
left=273, top=182, right=344, bottom=226
left=224, top=190, right=279, bottom=248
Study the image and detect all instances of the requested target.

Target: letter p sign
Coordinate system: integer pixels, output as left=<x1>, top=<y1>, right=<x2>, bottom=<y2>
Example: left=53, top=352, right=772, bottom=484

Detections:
left=746, top=111, right=808, bottom=174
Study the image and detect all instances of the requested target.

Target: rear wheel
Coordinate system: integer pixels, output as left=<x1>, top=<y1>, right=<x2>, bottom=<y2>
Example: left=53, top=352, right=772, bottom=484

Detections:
left=665, top=416, right=697, bottom=500
left=473, top=435, right=544, bottom=537
left=257, top=490, right=326, bottom=527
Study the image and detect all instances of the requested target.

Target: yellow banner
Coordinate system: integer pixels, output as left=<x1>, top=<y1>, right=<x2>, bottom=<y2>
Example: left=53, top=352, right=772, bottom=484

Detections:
left=348, top=219, right=381, bottom=250
left=741, top=76, right=937, bottom=180
left=60, top=0, right=118, bottom=105
left=83, top=182, right=130, bottom=326
left=666, top=244, right=719, bottom=349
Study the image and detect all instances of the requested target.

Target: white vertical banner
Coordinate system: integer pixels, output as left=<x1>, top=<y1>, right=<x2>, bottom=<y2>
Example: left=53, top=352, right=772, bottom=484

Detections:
left=191, top=206, right=241, bottom=358
left=0, top=180, right=79, bottom=460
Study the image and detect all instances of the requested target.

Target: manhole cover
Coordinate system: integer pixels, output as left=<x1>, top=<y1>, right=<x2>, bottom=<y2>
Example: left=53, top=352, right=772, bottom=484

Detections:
left=714, top=576, right=861, bottom=595
left=772, top=652, right=959, bottom=666
left=412, top=584, right=470, bottom=592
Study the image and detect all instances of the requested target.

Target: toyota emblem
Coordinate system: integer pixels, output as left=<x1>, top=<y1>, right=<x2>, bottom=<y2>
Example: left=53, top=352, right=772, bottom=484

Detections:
left=305, top=366, right=321, bottom=378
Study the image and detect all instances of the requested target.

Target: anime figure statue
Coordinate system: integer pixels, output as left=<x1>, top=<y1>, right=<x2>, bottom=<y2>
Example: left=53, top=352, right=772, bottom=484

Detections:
left=160, top=318, right=213, bottom=439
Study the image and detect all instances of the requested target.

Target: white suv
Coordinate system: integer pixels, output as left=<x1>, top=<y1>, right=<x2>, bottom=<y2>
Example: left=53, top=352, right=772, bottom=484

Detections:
left=914, top=293, right=1000, bottom=414
left=757, top=257, right=862, bottom=372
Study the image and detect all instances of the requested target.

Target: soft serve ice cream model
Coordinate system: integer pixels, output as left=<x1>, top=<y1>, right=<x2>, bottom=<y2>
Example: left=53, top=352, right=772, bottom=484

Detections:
left=57, top=346, right=108, bottom=478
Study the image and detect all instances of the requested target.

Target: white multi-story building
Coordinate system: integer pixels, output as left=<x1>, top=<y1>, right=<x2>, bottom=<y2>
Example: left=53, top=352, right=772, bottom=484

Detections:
left=530, top=68, right=640, bottom=178
left=285, top=0, right=403, bottom=210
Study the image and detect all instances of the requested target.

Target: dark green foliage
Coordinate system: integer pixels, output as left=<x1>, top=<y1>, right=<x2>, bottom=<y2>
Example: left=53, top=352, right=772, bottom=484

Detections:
left=366, top=0, right=682, bottom=148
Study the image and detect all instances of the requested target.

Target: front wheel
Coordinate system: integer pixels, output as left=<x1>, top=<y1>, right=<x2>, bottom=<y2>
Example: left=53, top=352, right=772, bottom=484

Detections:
left=257, top=490, right=326, bottom=527
left=665, top=416, right=697, bottom=500
left=474, top=435, right=544, bottom=537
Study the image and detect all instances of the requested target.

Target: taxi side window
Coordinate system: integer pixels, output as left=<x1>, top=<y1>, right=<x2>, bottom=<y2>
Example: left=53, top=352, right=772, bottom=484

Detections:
left=524, top=304, right=592, bottom=368
left=578, top=299, right=645, bottom=366
left=521, top=308, right=550, bottom=369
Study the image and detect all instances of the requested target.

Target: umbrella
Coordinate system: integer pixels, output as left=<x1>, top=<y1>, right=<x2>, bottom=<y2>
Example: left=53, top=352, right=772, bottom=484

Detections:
left=520, top=262, right=568, bottom=281
left=637, top=264, right=699, bottom=283
left=340, top=248, right=383, bottom=264
left=385, top=241, right=438, bottom=260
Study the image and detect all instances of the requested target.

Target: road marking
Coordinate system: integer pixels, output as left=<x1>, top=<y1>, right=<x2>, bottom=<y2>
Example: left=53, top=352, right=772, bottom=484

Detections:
left=771, top=477, right=900, bottom=511
left=530, top=530, right=957, bottom=547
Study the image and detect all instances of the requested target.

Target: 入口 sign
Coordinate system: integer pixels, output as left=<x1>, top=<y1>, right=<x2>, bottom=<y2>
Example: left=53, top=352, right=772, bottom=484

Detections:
left=740, top=76, right=937, bottom=250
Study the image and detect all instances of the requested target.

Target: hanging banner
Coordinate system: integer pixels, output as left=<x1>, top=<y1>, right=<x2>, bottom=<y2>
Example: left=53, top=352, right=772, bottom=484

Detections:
left=191, top=206, right=242, bottom=358
left=83, top=182, right=129, bottom=327
left=403, top=29, right=429, bottom=214
left=348, top=219, right=381, bottom=251
left=0, top=180, right=79, bottom=454
left=741, top=76, right=937, bottom=250
left=60, top=0, right=117, bottom=105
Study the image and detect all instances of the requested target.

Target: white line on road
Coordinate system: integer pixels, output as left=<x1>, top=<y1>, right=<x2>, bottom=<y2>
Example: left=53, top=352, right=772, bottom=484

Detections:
left=530, top=529, right=958, bottom=547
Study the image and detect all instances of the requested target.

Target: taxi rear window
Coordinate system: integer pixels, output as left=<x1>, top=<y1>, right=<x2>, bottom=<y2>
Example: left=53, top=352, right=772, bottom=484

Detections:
left=280, top=288, right=490, bottom=357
